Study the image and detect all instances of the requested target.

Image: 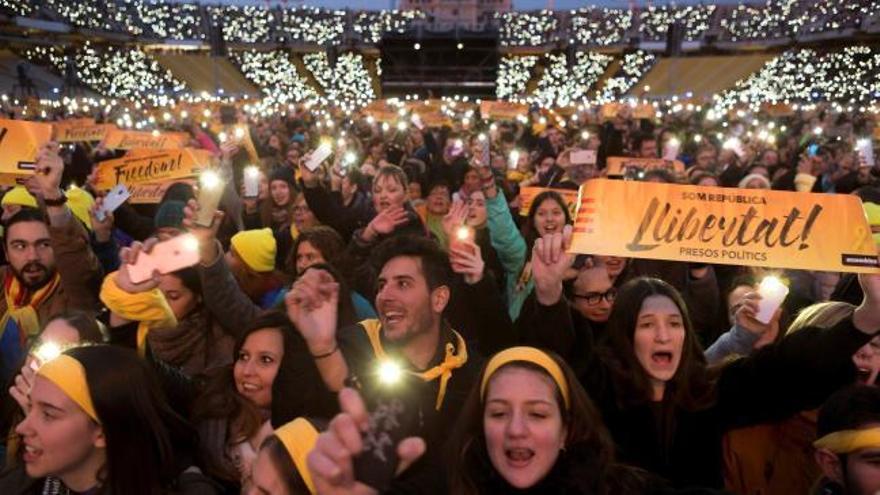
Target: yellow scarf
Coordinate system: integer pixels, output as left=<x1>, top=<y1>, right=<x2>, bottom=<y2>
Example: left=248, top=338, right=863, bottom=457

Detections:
left=1, top=270, right=61, bottom=342
left=360, top=319, right=467, bottom=410
left=100, top=272, right=178, bottom=356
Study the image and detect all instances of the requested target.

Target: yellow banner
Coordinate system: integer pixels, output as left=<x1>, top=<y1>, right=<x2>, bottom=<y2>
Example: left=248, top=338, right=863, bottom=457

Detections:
left=606, top=156, right=685, bottom=177
left=128, top=179, right=196, bottom=204
left=54, top=121, right=116, bottom=143
left=480, top=101, right=528, bottom=120
left=93, top=148, right=211, bottom=190
left=101, top=129, right=189, bottom=150
left=0, top=119, right=53, bottom=181
left=570, top=179, right=879, bottom=273
left=519, top=187, right=580, bottom=217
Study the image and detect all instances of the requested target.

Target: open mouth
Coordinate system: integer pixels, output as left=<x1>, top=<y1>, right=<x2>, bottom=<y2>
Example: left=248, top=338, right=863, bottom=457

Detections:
left=857, top=367, right=874, bottom=385
left=382, top=311, right=405, bottom=325
left=22, top=444, right=42, bottom=463
left=505, top=448, right=535, bottom=467
left=651, top=351, right=673, bottom=366
left=240, top=382, right=260, bottom=393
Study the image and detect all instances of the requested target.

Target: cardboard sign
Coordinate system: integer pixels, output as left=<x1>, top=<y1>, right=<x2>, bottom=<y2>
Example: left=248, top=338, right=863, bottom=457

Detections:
left=606, top=156, right=686, bottom=177
left=0, top=119, right=53, bottom=183
left=569, top=179, right=880, bottom=273
left=519, top=187, right=580, bottom=217
left=55, top=122, right=116, bottom=143
left=101, top=129, right=189, bottom=150
left=632, top=104, right=656, bottom=119
left=93, top=148, right=211, bottom=190
left=128, top=179, right=196, bottom=204
left=480, top=101, right=528, bottom=120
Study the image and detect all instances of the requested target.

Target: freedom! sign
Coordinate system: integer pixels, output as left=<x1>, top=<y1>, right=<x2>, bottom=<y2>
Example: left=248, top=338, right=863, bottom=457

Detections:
left=570, top=179, right=880, bottom=273
left=93, top=148, right=212, bottom=191
left=101, top=129, right=189, bottom=150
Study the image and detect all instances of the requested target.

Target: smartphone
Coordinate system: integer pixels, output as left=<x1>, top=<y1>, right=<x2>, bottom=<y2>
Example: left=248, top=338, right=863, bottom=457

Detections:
left=96, top=184, right=130, bottom=221
left=353, top=374, right=421, bottom=491
left=243, top=166, right=260, bottom=198
left=807, top=143, right=820, bottom=157
left=306, top=143, right=333, bottom=172
left=220, top=105, right=236, bottom=126
left=410, top=113, right=424, bottom=131
left=127, top=234, right=200, bottom=284
left=570, top=149, right=597, bottom=165
left=196, top=171, right=225, bottom=227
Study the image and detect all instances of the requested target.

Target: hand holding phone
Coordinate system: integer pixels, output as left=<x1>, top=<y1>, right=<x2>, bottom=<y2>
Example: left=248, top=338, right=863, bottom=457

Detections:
left=96, top=184, right=130, bottom=221
left=125, top=235, right=201, bottom=284
left=243, top=166, right=260, bottom=198
left=196, top=170, right=225, bottom=227
left=305, top=143, right=333, bottom=172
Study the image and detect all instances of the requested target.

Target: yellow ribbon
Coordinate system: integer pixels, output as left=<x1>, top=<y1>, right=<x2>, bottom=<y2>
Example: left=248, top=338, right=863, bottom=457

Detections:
left=0, top=271, right=61, bottom=342
left=275, top=418, right=319, bottom=494
left=99, top=272, right=177, bottom=356
left=37, top=354, right=100, bottom=423
left=814, top=427, right=880, bottom=454
left=480, top=347, right=570, bottom=410
left=360, top=319, right=468, bottom=410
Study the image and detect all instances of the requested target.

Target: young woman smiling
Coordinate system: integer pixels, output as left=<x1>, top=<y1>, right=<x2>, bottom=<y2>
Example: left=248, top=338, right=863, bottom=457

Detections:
left=524, top=229, right=880, bottom=489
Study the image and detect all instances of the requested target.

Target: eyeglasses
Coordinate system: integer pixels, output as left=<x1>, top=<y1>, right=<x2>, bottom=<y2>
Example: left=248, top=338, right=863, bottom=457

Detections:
left=572, top=288, right=617, bottom=305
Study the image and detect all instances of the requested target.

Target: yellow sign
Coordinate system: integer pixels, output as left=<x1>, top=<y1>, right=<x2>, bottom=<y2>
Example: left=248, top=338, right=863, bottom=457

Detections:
left=570, top=179, right=879, bottom=273
left=93, top=148, right=211, bottom=190
left=128, top=179, right=196, bottom=204
left=519, top=187, right=580, bottom=217
left=606, top=156, right=685, bottom=177
left=0, top=119, right=53, bottom=182
left=480, top=101, right=528, bottom=120
left=101, top=129, right=189, bottom=150
left=54, top=122, right=116, bottom=143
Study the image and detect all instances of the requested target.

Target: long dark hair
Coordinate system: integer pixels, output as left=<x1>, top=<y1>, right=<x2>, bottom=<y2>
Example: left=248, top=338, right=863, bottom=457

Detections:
left=523, top=190, right=572, bottom=251
left=287, top=226, right=348, bottom=279
left=448, top=352, right=646, bottom=495
left=602, top=277, right=716, bottom=411
left=192, top=310, right=291, bottom=481
left=68, top=345, right=197, bottom=495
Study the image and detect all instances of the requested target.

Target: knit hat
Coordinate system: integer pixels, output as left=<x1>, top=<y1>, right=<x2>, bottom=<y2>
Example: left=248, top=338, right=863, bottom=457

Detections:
left=154, top=200, right=186, bottom=231
left=270, top=167, right=297, bottom=190
left=864, top=202, right=880, bottom=246
left=230, top=228, right=276, bottom=273
left=66, top=186, right=95, bottom=230
left=737, top=173, right=771, bottom=190
left=1, top=187, right=37, bottom=208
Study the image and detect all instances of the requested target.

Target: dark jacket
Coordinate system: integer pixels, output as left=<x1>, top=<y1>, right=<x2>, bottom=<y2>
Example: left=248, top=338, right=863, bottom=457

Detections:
left=301, top=182, right=373, bottom=241
left=518, top=294, right=872, bottom=489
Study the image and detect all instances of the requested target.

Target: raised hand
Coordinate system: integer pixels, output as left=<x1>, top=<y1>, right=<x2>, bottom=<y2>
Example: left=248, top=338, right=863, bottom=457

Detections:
left=182, top=198, right=224, bottom=263
left=8, top=361, right=36, bottom=414
left=441, top=200, right=468, bottom=239
left=732, top=291, right=781, bottom=349
left=855, top=269, right=880, bottom=335
left=450, top=240, right=484, bottom=285
left=285, top=268, right=340, bottom=356
left=116, top=238, right=161, bottom=293
left=307, top=388, right=426, bottom=495
left=363, top=207, right=409, bottom=241
left=89, top=197, right=115, bottom=243
left=33, top=142, right=64, bottom=199
left=531, top=225, right=575, bottom=306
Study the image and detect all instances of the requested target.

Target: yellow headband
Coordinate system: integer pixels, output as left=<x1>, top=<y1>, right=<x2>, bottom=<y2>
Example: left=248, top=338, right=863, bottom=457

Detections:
left=274, top=418, right=318, bottom=494
left=814, top=427, right=880, bottom=454
left=36, top=354, right=100, bottom=423
left=480, top=347, right=570, bottom=410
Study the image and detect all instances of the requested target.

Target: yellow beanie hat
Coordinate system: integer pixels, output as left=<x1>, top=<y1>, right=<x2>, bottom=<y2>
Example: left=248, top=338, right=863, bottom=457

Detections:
left=1, top=187, right=37, bottom=208
left=230, top=228, right=276, bottom=272
left=66, top=186, right=95, bottom=230
left=864, top=202, right=880, bottom=246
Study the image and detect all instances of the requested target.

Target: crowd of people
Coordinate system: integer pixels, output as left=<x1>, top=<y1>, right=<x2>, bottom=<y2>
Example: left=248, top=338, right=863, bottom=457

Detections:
left=0, top=95, right=876, bottom=495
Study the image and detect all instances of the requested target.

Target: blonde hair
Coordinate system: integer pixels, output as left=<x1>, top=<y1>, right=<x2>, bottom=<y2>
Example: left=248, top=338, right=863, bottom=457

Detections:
left=786, top=301, right=855, bottom=336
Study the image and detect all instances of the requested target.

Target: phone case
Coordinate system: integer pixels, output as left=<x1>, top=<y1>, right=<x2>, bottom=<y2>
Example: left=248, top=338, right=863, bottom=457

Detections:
left=127, top=235, right=200, bottom=284
left=570, top=150, right=597, bottom=165
left=96, top=184, right=131, bottom=221
left=243, top=174, right=260, bottom=198
left=306, top=144, right=333, bottom=172
left=195, top=181, right=224, bottom=227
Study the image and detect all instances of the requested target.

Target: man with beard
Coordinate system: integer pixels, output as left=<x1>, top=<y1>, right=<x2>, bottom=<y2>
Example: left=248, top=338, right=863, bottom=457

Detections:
left=0, top=144, right=101, bottom=379
left=814, top=385, right=880, bottom=495
left=286, top=234, right=483, bottom=490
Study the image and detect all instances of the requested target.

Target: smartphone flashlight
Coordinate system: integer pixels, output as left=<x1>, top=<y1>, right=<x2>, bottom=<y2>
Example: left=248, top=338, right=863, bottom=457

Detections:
left=377, top=361, right=403, bottom=386
left=456, top=226, right=472, bottom=242
left=32, top=341, right=62, bottom=369
left=234, top=127, right=245, bottom=139
left=756, top=275, right=789, bottom=324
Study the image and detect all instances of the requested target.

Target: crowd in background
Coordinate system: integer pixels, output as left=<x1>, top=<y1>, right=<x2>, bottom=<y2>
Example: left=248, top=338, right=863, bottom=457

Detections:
left=0, top=96, right=876, bottom=495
